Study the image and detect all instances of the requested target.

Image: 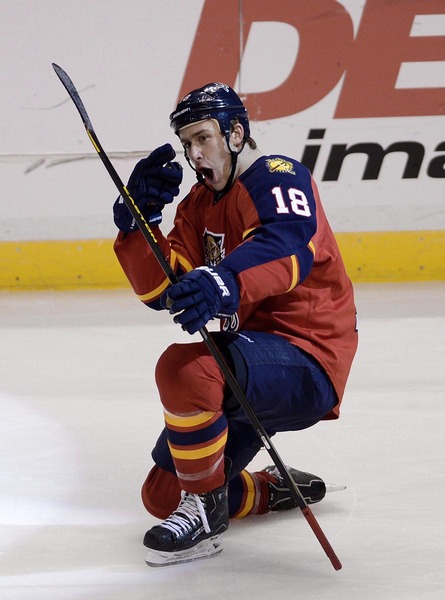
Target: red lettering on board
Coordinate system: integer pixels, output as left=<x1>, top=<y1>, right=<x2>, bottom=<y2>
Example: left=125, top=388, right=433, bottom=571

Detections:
left=180, top=0, right=445, bottom=120
left=336, top=0, right=445, bottom=117
left=178, top=0, right=353, bottom=120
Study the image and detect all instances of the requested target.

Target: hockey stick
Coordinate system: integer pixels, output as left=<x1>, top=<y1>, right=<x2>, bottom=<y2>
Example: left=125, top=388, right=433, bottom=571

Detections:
left=52, top=63, right=342, bottom=571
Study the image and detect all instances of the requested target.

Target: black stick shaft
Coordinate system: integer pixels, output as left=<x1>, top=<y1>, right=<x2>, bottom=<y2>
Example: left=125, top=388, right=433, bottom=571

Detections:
left=52, top=63, right=342, bottom=571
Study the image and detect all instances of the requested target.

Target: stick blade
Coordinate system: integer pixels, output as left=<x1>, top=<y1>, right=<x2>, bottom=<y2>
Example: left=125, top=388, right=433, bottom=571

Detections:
left=52, top=63, right=93, bottom=131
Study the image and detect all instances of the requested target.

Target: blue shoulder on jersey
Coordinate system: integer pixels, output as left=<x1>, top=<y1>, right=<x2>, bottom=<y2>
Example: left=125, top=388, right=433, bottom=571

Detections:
left=241, top=155, right=316, bottom=224
left=221, top=155, right=317, bottom=281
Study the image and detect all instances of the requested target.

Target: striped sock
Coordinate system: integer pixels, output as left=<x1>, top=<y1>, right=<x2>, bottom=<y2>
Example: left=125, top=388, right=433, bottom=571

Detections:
left=229, top=470, right=275, bottom=517
left=164, top=408, right=228, bottom=493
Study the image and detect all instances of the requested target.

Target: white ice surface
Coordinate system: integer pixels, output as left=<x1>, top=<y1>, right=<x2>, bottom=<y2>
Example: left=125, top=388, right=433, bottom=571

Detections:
left=1, top=283, right=444, bottom=599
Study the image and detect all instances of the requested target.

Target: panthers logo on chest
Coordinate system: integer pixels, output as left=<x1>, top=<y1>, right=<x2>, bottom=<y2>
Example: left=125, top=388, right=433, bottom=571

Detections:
left=203, top=228, right=239, bottom=332
left=203, top=229, right=226, bottom=266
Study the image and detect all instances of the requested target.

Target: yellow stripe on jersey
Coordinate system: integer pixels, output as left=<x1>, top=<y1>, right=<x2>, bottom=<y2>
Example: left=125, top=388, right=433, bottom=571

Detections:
left=307, top=240, right=316, bottom=256
left=286, top=254, right=299, bottom=292
left=167, top=432, right=227, bottom=460
left=176, top=252, right=194, bottom=274
left=136, top=249, right=180, bottom=301
left=136, top=247, right=195, bottom=302
left=137, top=277, right=170, bottom=302
left=242, top=227, right=256, bottom=240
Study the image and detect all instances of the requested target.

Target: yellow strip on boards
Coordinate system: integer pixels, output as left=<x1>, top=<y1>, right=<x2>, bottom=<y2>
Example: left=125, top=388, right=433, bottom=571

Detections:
left=335, top=230, right=445, bottom=283
left=0, top=230, right=444, bottom=290
left=0, top=238, right=128, bottom=290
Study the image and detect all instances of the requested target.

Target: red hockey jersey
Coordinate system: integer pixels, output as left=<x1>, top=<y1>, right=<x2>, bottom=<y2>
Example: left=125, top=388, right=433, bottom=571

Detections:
left=114, top=155, right=358, bottom=417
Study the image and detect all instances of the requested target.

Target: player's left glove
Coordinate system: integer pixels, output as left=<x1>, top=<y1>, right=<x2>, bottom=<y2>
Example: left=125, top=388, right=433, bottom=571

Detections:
left=161, top=266, right=240, bottom=334
left=113, top=143, right=183, bottom=231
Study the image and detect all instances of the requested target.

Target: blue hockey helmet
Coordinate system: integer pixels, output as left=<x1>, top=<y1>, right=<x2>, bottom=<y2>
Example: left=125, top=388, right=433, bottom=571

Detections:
left=169, top=83, right=250, bottom=141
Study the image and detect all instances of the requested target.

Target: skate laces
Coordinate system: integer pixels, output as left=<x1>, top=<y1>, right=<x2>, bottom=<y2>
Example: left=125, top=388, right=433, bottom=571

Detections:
left=160, top=492, right=211, bottom=538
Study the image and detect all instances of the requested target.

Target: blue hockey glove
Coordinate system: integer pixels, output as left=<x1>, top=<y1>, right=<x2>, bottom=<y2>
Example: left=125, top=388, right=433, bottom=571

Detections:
left=161, top=266, right=240, bottom=334
left=113, top=143, right=183, bottom=231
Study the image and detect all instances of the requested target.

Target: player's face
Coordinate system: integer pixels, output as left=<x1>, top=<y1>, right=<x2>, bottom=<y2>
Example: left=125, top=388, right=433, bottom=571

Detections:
left=179, top=119, right=234, bottom=191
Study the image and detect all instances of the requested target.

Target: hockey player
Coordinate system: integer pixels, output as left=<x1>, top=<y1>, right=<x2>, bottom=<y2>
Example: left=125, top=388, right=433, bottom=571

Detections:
left=113, top=83, right=358, bottom=566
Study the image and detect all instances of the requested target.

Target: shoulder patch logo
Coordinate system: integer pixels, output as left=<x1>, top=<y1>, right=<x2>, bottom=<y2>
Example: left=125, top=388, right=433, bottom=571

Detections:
left=266, top=157, right=295, bottom=175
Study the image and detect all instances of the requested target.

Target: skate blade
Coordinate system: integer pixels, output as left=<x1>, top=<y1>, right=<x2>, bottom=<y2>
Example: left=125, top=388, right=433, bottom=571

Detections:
left=325, top=483, right=347, bottom=493
left=144, top=535, right=224, bottom=567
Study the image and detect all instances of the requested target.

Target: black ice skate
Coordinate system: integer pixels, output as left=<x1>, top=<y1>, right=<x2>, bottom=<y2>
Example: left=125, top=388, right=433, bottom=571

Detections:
left=263, top=465, right=346, bottom=510
left=143, top=482, right=229, bottom=567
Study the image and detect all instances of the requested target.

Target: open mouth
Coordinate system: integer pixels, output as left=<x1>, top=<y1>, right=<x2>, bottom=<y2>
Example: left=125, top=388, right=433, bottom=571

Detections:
left=198, top=167, right=214, bottom=185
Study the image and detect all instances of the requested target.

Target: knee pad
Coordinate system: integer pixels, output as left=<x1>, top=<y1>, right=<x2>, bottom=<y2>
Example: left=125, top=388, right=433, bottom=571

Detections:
left=155, top=342, right=225, bottom=413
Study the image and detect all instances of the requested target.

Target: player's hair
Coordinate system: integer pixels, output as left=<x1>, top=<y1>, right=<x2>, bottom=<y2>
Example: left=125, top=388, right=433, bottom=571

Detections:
left=230, top=118, right=257, bottom=150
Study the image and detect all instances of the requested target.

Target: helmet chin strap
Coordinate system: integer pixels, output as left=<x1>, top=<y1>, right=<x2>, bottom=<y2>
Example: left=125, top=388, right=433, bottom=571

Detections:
left=212, top=149, right=238, bottom=203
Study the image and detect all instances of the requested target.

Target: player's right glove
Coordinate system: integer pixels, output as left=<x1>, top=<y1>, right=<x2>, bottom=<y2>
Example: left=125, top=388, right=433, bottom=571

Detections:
left=160, top=266, right=240, bottom=335
left=113, top=143, right=183, bottom=232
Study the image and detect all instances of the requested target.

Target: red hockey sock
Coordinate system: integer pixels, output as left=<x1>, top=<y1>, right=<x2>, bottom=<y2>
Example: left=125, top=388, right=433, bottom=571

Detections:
left=164, top=408, right=228, bottom=493
left=230, top=469, right=276, bottom=517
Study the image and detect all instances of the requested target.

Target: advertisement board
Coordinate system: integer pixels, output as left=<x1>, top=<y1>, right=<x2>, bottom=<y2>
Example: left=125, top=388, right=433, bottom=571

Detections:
left=0, top=0, right=444, bottom=287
